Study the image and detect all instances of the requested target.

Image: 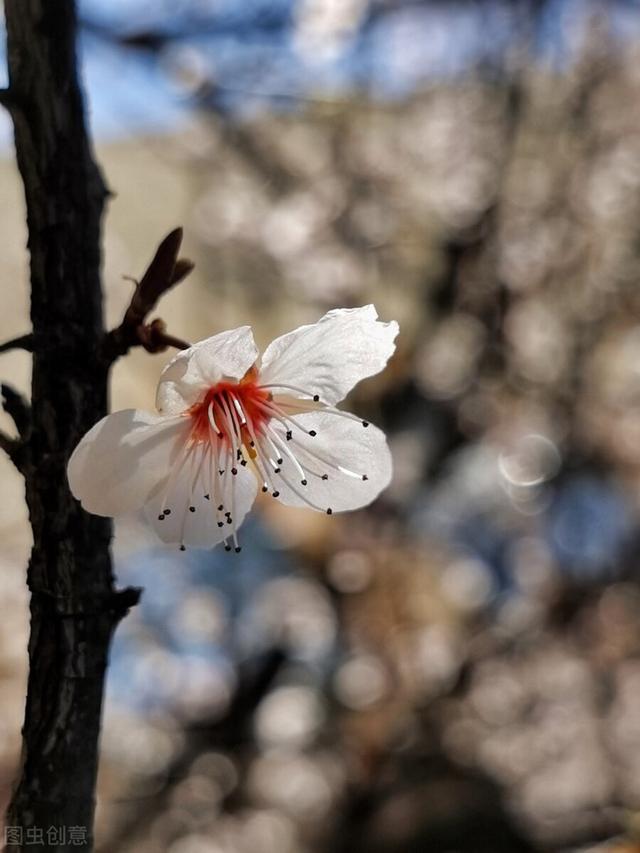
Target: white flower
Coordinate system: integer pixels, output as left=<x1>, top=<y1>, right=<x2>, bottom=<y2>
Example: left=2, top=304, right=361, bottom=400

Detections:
left=68, top=305, right=398, bottom=552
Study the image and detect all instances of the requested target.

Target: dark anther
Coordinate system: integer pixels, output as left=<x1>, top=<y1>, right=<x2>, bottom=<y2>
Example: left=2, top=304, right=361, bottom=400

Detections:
left=273, top=490, right=280, bottom=497
left=227, top=517, right=233, bottom=525
left=179, top=544, right=186, bottom=551
left=189, top=506, right=196, bottom=512
left=309, top=430, right=317, bottom=437
left=277, top=458, right=283, bottom=464
left=164, top=508, right=171, bottom=515
left=231, top=467, right=238, bottom=475
left=235, top=546, right=242, bottom=553
left=362, top=474, right=369, bottom=481
left=237, top=449, right=242, bottom=460
left=362, top=421, right=369, bottom=427
left=321, top=474, right=329, bottom=481
left=313, top=394, right=320, bottom=401
left=241, top=459, right=247, bottom=466
left=204, top=494, right=210, bottom=500
left=225, top=544, right=232, bottom=552
left=301, top=479, right=308, bottom=486
left=286, top=430, right=292, bottom=440
left=218, top=504, right=224, bottom=511
left=218, top=469, right=224, bottom=475
left=326, top=508, right=333, bottom=515
left=250, top=440, right=255, bottom=447
left=158, top=514, right=165, bottom=521
left=218, top=521, right=224, bottom=528
left=274, top=467, right=281, bottom=473
left=262, top=485, right=268, bottom=493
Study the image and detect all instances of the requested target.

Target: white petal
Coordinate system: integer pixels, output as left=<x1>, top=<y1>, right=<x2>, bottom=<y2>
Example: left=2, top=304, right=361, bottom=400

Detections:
left=144, top=441, right=258, bottom=548
left=259, top=410, right=392, bottom=513
left=156, top=326, right=259, bottom=415
left=259, top=305, right=398, bottom=406
left=67, top=409, right=188, bottom=517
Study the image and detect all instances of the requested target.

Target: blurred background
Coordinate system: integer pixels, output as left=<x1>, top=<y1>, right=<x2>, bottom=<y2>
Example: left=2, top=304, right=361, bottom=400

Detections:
left=3, top=0, right=640, bottom=851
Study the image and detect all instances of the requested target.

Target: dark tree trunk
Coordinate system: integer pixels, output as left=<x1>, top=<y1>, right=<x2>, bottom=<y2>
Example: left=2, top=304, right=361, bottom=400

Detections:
left=3, top=2, right=138, bottom=850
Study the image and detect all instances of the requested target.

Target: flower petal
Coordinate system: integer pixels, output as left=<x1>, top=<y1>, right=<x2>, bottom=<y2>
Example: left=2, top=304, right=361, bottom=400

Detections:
left=259, top=410, right=392, bottom=512
left=156, top=326, right=259, bottom=415
left=144, top=440, right=258, bottom=548
left=259, top=305, right=398, bottom=406
left=67, top=410, right=188, bottom=517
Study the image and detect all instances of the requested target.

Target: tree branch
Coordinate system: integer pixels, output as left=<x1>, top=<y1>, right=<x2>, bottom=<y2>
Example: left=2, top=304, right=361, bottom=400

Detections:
left=0, top=333, right=34, bottom=354
left=1, top=383, right=31, bottom=439
left=0, top=428, right=24, bottom=471
left=101, top=227, right=194, bottom=364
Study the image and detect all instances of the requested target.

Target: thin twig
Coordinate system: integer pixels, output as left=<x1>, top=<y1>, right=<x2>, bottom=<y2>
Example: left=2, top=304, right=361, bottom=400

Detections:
left=0, top=333, right=34, bottom=354
left=1, top=383, right=31, bottom=439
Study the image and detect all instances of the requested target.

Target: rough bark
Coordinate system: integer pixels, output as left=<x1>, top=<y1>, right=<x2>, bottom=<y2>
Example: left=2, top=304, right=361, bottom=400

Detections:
left=3, top=2, right=138, bottom=850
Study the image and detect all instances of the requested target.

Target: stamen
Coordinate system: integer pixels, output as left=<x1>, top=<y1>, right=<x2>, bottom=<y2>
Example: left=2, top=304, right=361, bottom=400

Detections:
left=259, top=382, right=321, bottom=400
left=243, top=404, right=279, bottom=495
left=264, top=425, right=309, bottom=485
left=232, top=395, right=247, bottom=424
left=207, top=402, right=222, bottom=437
left=155, top=432, right=197, bottom=530
left=273, top=467, right=332, bottom=513
left=206, top=422, right=226, bottom=531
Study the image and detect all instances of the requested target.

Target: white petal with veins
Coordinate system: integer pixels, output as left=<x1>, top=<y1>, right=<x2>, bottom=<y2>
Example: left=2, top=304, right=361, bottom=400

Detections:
left=156, top=326, right=259, bottom=415
left=67, top=409, right=188, bottom=517
left=259, top=305, right=399, bottom=405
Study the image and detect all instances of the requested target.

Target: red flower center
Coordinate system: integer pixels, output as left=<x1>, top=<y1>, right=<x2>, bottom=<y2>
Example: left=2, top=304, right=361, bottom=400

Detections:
left=187, top=369, right=271, bottom=448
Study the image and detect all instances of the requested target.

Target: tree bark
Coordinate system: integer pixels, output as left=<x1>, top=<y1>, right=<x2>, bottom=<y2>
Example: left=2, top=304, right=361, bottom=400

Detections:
left=3, top=2, right=138, bottom=850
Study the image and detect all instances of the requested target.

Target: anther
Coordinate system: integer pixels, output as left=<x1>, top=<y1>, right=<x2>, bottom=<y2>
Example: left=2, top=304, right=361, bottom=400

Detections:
left=362, top=474, right=368, bottom=481
left=313, top=394, right=320, bottom=401
left=274, top=467, right=281, bottom=473
left=235, top=546, right=242, bottom=553
left=261, top=485, right=268, bottom=493
left=362, top=421, right=369, bottom=427
left=218, top=504, right=224, bottom=511
left=231, top=467, right=238, bottom=475
left=240, top=459, right=247, bottom=466
left=309, top=430, right=317, bottom=437
left=218, top=469, right=224, bottom=475
left=321, top=474, right=329, bottom=480
left=286, top=431, right=292, bottom=441
left=301, top=479, right=308, bottom=486
left=225, top=544, right=232, bottom=552
left=164, top=508, right=171, bottom=515
left=189, top=506, right=196, bottom=513
left=273, top=490, right=280, bottom=498
left=218, top=521, right=224, bottom=528
left=204, top=494, right=210, bottom=500
left=326, top=508, right=333, bottom=515
left=250, top=440, right=255, bottom=447
left=180, top=544, right=186, bottom=551
left=277, top=458, right=283, bottom=464
left=158, top=514, right=165, bottom=521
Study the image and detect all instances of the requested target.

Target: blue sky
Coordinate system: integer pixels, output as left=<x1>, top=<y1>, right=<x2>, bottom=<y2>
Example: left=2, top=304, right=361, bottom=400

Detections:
left=0, top=0, right=639, bottom=146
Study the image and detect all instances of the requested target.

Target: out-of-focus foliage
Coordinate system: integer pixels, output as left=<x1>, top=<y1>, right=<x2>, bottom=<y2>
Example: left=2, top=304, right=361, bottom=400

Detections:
left=4, top=2, right=640, bottom=853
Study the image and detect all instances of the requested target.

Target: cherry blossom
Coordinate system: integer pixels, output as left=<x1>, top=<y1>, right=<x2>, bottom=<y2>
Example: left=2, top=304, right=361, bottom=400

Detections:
left=68, top=305, right=398, bottom=552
